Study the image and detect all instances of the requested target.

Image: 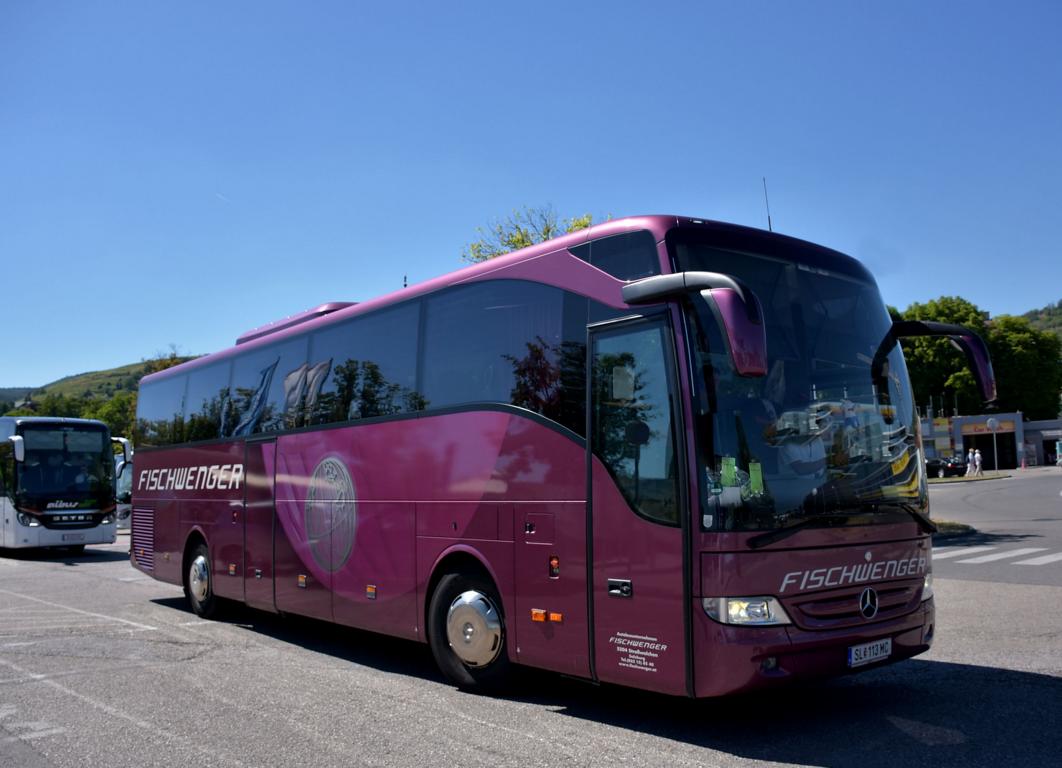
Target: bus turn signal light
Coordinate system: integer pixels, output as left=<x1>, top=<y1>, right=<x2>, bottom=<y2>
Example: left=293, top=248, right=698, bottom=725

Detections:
left=530, top=609, right=563, bottom=623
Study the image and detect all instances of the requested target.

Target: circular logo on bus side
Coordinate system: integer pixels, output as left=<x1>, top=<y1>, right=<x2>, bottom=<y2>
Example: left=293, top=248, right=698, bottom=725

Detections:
left=305, top=456, right=356, bottom=572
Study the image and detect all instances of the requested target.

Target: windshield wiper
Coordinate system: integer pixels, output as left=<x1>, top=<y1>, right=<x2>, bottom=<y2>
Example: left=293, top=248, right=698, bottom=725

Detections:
left=866, top=501, right=938, bottom=535
left=747, top=514, right=852, bottom=549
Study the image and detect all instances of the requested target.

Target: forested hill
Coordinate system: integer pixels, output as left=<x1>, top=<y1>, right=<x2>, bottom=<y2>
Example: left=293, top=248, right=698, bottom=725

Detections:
left=1024, top=300, right=1062, bottom=340
left=32, top=361, right=153, bottom=400
left=0, top=387, right=32, bottom=403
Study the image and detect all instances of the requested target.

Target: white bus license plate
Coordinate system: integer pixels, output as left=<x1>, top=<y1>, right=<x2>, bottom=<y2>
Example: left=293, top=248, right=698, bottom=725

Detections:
left=848, top=638, right=891, bottom=667
left=61, top=534, right=85, bottom=542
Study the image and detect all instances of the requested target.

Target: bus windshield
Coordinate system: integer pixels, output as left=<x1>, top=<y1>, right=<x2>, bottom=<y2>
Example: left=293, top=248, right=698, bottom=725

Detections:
left=15, top=425, right=115, bottom=505
left=675, top=240, right=924, bottom=532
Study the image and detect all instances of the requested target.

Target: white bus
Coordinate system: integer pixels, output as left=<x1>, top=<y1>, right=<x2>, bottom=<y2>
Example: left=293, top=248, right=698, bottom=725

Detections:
left=0, top=417, right=130, bottom=553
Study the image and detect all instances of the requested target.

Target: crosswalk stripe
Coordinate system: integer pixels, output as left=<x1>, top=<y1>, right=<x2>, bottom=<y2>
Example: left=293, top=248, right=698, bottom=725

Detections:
left=954, top=547, right=1048, bottom=564
left=1013, top=552, right=1062, bottom=566
left=932, top=546, right=995, bottom=560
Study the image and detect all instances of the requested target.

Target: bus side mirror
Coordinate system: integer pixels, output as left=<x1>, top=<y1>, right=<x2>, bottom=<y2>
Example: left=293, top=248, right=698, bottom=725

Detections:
left=111, top=436, right=131, bottom=464
left=8, top=436, right=24, bottom=463
left=622, top=271, right=768, bottom=377
left=873, top=320, right=997, bottom=404
left=697, top=287, right=768, bottom=377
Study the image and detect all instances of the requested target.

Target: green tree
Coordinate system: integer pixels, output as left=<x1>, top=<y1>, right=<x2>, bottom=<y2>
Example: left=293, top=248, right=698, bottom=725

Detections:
left=143, top=344, right=188, bottom=375
left=987, top=315, right=1062, bottom=419
left=896, top=296, right=988, bottom=416
left=896, top=296, right=1062, bottom=419
left=462, top=205, right=593, bottom=263
left=82, top=390, right=137, bottom=438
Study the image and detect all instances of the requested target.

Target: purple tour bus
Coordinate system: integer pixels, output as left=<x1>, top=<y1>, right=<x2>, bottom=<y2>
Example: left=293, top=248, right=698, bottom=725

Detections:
left=129, top=216, right=996, bottom=697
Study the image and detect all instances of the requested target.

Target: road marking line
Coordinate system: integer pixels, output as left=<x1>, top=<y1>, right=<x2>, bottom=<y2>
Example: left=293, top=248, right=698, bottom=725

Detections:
left=2, top=728, right=67, bottom=743
left=1013, top=552, right=1062, bottom=566
left=0, top=589, right=155, bottom=631
left=932, top=546, right=995, bottom=559
left=954, top=547, right=1048, bottom=564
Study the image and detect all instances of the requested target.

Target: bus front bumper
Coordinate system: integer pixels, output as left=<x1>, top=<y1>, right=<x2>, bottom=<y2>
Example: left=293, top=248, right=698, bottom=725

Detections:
left=692, top=597, right=934, bottom=697
left=10, top=522, right=118, bottom=549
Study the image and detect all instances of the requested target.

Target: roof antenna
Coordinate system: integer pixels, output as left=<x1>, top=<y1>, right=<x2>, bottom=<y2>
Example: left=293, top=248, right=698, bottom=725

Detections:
left=403, top=274, right=408, bottom=289
left=762, top=177, right=773, bottom=232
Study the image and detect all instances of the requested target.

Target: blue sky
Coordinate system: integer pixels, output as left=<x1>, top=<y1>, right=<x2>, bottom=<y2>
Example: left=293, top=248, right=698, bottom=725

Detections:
left=2, top=1, right=1060, bottom=386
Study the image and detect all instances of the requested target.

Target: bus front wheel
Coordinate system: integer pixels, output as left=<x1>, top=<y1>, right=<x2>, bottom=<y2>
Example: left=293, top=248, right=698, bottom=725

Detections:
left=428, top=572, right=510, bottom=690
left=184, top=542, right=220, bottom=619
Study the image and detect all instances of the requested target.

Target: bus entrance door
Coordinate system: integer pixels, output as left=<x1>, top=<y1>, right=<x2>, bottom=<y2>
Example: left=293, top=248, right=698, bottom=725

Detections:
left=244, top=438, right=278, bottom=612
left=589, top=317, right=688, bottom=695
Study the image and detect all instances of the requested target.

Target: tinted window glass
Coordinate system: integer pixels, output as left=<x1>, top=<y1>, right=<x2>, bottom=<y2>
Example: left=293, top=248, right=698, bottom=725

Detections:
left=571, top=230, right=659, bottom=281
left=423, top=281, right=588, bottom=436
left=184, top=362, right=232, bottom=442
left=592, top=320, right=680, bottom=525
left=229, top=337, right=309, bottom=435
left=309, top=303, right=423, bottom=424
left=136, top=374, right=187, bottom=446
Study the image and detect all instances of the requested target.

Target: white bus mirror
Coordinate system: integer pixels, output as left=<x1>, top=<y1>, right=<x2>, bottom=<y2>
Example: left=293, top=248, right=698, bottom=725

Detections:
left=111, top=436, right=131, bottom=464
left=9, top=435, right=25, bottom=463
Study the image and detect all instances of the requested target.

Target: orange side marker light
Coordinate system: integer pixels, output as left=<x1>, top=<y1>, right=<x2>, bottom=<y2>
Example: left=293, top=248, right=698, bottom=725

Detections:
left=531, top=609, right=547, bottom=622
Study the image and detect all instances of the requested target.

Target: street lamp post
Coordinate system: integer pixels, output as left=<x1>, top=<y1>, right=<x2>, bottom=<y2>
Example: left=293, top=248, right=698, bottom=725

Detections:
left=987, top=417, right=1000, bottom=475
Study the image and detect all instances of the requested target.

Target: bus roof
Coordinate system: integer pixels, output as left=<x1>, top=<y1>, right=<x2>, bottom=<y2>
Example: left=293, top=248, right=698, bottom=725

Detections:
left=140, top=215, right=867, bottom=385
left=0, top=416, right=109, bottom=428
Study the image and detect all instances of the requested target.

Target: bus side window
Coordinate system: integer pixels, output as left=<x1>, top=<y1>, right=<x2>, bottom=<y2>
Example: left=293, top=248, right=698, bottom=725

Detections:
left=136, top=374, right=188, bottom=447
left=570, top=230, right=660, bottom=282
left=422, top=280, right=587, bottom=436
left=309, top=302, right=422, bottom=425
left=185, top=361, right=233, bottom=442
left=229, top=336, right=309, bottom=436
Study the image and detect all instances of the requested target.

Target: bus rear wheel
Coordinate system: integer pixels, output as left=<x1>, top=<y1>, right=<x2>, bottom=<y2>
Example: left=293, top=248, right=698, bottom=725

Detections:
left=184, top=542, right=221, bottom=619
left=428, top=572, right=510, bottom=691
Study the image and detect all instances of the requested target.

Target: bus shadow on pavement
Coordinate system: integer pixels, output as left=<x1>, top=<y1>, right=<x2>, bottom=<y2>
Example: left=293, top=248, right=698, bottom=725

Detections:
left=149, top=597, right=1061, bottom=767
left=0, top=547, right=132, bottom=564
left=934, top=530, right=1041, bottom=547
left=150, top=597, right=441, bottom=680
left=523, top=660, right=1061, bottom=768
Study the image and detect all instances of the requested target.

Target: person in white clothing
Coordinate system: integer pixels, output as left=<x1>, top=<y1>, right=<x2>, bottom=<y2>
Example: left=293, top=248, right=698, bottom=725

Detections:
left=966, top=448, right=975, bottom=477
left=974, top=448, right=983, bottom=476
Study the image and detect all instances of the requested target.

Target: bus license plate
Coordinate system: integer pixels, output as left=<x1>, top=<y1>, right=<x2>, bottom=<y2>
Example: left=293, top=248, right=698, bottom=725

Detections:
left=61, top=534, right=85, bottom=542
left=848, top=638, right=891, bottom=667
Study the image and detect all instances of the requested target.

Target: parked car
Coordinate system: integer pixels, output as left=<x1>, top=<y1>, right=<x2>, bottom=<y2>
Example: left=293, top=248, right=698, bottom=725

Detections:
left=926, top=455, right=966, bottom=478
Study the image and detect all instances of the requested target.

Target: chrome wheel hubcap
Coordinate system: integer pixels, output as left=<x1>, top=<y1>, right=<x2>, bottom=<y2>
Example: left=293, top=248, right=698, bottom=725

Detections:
left=189, top=555, right=210, bottom=604
left=446, top=590, right=502, bottom=667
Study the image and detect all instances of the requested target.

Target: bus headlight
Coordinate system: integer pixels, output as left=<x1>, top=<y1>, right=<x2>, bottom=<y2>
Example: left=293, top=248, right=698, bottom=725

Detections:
left=16, top=512, right=40, bottom=528
left=101, top=514, right=114, bottom=524
left=922, top=573, right=934, bottom=602
left=703, top=596, right=792, bottom=626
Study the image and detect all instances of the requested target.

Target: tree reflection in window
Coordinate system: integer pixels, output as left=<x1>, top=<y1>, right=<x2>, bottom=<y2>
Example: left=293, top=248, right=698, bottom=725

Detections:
left=312, top=358, right=427, bottom=424
left=505, top=337, right=585, bottom=436
left=592, top=323, right=679, bottom=526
